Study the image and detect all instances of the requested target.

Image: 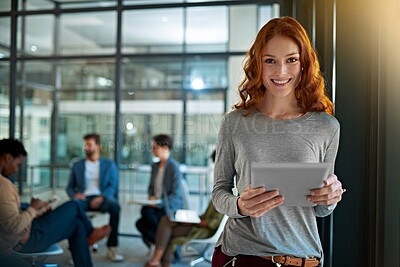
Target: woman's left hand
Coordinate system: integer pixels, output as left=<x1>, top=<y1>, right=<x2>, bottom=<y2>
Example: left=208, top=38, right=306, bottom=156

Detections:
left=308, top=174, right=346, bottom=205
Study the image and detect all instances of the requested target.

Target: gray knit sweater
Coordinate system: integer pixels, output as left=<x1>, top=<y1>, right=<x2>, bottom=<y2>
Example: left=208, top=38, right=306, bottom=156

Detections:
left=212, top=109, right=340, bottom=261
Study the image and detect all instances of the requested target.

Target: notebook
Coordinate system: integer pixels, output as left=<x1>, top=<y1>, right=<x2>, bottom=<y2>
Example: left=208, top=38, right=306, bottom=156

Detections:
left=128, top=199, right=162, bottom=206
left=47, top=195, right=60, bottom=209
left=163, top=191, right=201, bottom=224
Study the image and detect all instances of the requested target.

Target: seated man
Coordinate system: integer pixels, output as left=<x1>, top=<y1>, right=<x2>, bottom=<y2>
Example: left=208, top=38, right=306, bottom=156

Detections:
left=0, top=138, right=110, bottom=267
left=136, top=134, right=184, bottom=247
left=66, top=133, right=123, bottom=262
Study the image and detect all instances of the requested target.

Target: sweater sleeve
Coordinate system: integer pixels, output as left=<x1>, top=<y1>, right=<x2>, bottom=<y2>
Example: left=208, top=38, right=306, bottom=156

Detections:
left=212, top=114, right=246, bottom=218
left=314, top=122, right=340, bottom=217
left=0, top=179, right=37, bottom=250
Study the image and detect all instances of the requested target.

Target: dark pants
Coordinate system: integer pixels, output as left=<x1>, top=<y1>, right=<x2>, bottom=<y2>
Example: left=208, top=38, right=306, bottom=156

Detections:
left=75, top=195, right=120, bottom=247
left=19, top=201, right=94, bottom=267
left=0, top=251, right=32, bottom=267
left=136, top=206, right=165, bottom=243
left=212, top=246, right=295, bottom=267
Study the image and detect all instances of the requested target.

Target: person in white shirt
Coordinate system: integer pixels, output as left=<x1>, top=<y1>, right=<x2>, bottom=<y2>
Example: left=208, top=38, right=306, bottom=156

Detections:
left=66, top=133, right=123, bottom=262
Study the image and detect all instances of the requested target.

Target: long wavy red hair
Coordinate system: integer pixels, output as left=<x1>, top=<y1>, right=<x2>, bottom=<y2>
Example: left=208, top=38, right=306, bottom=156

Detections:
left=234, top=16, right=333, bottom=116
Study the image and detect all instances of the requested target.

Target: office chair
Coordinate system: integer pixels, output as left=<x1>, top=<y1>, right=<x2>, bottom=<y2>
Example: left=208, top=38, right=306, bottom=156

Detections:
left=175, top=215, right=228, bottom=266
left=13, top=243, right=64, bottom=267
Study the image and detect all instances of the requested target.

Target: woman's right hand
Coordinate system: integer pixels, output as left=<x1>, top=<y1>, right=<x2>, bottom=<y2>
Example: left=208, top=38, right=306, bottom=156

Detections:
left=237, top=185, right=284, bottom=218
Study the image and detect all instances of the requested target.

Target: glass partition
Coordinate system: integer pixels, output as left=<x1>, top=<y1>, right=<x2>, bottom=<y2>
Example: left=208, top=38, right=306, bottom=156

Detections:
left=122, top=58, right=183, bottom=92
left=60, top=11, right=117, bottom=55
left=17, top=15, right=54, bottom=56
left=0, top=17, right=10, bottom=58
left=185, top=6, right=228, bottom=52
left=58, top=60, right=116, bottom=164
left=17, top=61, right=54, bottom=163
left=0, top=62, right=9, bottom=137
left=120, top=113, right=183, bottom=165
left=122, top=8, right=184, bottom=54
left=184, top=57, right=227, bottom=90
left=18, top=0, right=54, bottom=11
left=1, top=1, right=282, bottom=237
left=60, top=1, right=116, bottom=9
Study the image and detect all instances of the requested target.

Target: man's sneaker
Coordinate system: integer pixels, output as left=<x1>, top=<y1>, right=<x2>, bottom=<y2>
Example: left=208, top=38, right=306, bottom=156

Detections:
left=108, top=247, right=124, bottom=262
left=87, top=225, right=111, bottom=247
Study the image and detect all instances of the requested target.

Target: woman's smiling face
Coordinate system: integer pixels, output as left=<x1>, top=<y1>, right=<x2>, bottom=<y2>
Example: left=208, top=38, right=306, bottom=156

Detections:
left=261, top=35, right=302, bottom=100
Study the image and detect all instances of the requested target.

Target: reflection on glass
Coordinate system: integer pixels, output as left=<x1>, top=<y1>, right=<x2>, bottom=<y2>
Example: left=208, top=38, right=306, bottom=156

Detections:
left=122, top=8, right=184, bottom=54
left=258, top=4, right=280, bottom=29
left=18, top=61, right=54, bottom=88
left=0, top=1, right=10, bottom=11
left=122, top=58, right=182, bottom=91
left=60, top=1, right=116, bottom=9
left=17, top=15, right=54, bottom=56
left=122, top=57, right=227, bottom=94
left=0, top=63, right=9, bottom=137
left=18, top=0, right=54, bottom=11
left=58, top=113, right=116, bottom=164
left=185, top=112, right=222, bottom=166
left=124, top=0, right=183, bottom=5
left=122, top=90, right=183, bottom=101
left=184, top=58, right=227, bottom=89
left=120, top=114, right=182, bottom=165
left=60, top=12, right=116, bottom=55
left=186, top=6, right=228, bottom=52
left=60, top=61, right=115, bottom=91
left=21, top=88, right=53, bottom=166
left=0, top=18, right=10, bottom=57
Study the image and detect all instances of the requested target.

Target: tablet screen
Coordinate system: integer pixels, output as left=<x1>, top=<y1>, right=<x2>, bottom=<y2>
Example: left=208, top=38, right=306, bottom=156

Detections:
left=251, top=162, right=331, bottom=206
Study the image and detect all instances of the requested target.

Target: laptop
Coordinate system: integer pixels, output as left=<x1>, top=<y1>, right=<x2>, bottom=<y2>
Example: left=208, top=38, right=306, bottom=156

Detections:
left=163, top=190, right=201, bottom=224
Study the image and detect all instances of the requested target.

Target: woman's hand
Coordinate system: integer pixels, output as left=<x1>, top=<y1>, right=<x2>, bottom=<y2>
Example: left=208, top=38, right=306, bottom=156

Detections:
left=308, top=174, right=345, bottom=205
left=238, top=185, right=284, bottom=218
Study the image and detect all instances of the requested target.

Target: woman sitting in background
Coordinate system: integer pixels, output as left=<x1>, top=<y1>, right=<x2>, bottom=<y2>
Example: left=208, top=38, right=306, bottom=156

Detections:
left=145, top=201, right=224, bottom=267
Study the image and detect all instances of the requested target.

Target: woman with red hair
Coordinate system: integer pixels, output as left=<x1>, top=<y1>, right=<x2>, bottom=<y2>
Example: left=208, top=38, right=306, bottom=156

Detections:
left=212, top=16, right=345, bottom=267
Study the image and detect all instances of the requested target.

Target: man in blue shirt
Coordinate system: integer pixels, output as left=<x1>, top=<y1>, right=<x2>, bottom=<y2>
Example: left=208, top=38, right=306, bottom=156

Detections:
left=66, top=133, right=123, bottom=262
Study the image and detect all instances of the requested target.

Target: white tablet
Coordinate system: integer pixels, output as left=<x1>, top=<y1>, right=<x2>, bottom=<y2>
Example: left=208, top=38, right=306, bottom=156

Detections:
left=251, top=162, right=332, bottom=206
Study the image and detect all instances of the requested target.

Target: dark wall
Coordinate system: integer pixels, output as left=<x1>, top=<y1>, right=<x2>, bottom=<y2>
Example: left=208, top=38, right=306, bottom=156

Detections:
left=334, top=0, right=377, bottom=266
left=334, top=0, right=399, bottom=266
left=281, top=0, right=400, bottom=266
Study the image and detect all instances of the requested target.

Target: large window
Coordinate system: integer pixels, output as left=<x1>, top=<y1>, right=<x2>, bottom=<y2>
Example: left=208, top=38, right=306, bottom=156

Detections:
left=1, top=0, right=280, bottom=234
left=60, top=12, right=117, bottom=55
left=17, top=15, right=54, bottom=56
left=1, top=1, right=281, bottom=165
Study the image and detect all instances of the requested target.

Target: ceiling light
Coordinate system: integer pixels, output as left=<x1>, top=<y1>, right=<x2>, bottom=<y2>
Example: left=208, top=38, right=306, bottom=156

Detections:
left=191, top=78, right=204, bottom=90
left=30, top=45, right=37, bottom=52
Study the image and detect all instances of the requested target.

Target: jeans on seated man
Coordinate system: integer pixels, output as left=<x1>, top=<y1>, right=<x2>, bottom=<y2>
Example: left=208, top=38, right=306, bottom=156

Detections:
left=66, top=133, right=123, bottom=262
left=0, top=138, right=110, bottom=267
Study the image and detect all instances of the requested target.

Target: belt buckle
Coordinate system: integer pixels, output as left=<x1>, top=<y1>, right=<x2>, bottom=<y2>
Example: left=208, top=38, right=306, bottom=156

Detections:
left=271, top=256, right=282, bottom=267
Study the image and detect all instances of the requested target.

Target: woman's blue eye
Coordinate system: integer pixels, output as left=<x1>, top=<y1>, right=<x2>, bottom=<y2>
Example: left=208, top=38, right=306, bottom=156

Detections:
left=265, top=58, right=275, bottom=64
left=288, top=57, right=298, bottom=63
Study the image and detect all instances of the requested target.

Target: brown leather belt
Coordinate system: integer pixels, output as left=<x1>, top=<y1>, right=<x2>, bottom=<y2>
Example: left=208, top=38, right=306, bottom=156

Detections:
left=260, top=255, right=319, bottom=267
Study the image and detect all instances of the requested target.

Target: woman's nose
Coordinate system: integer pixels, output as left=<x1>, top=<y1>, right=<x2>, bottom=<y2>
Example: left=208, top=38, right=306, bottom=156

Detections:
left=276, top=63, right=287, bottom=74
